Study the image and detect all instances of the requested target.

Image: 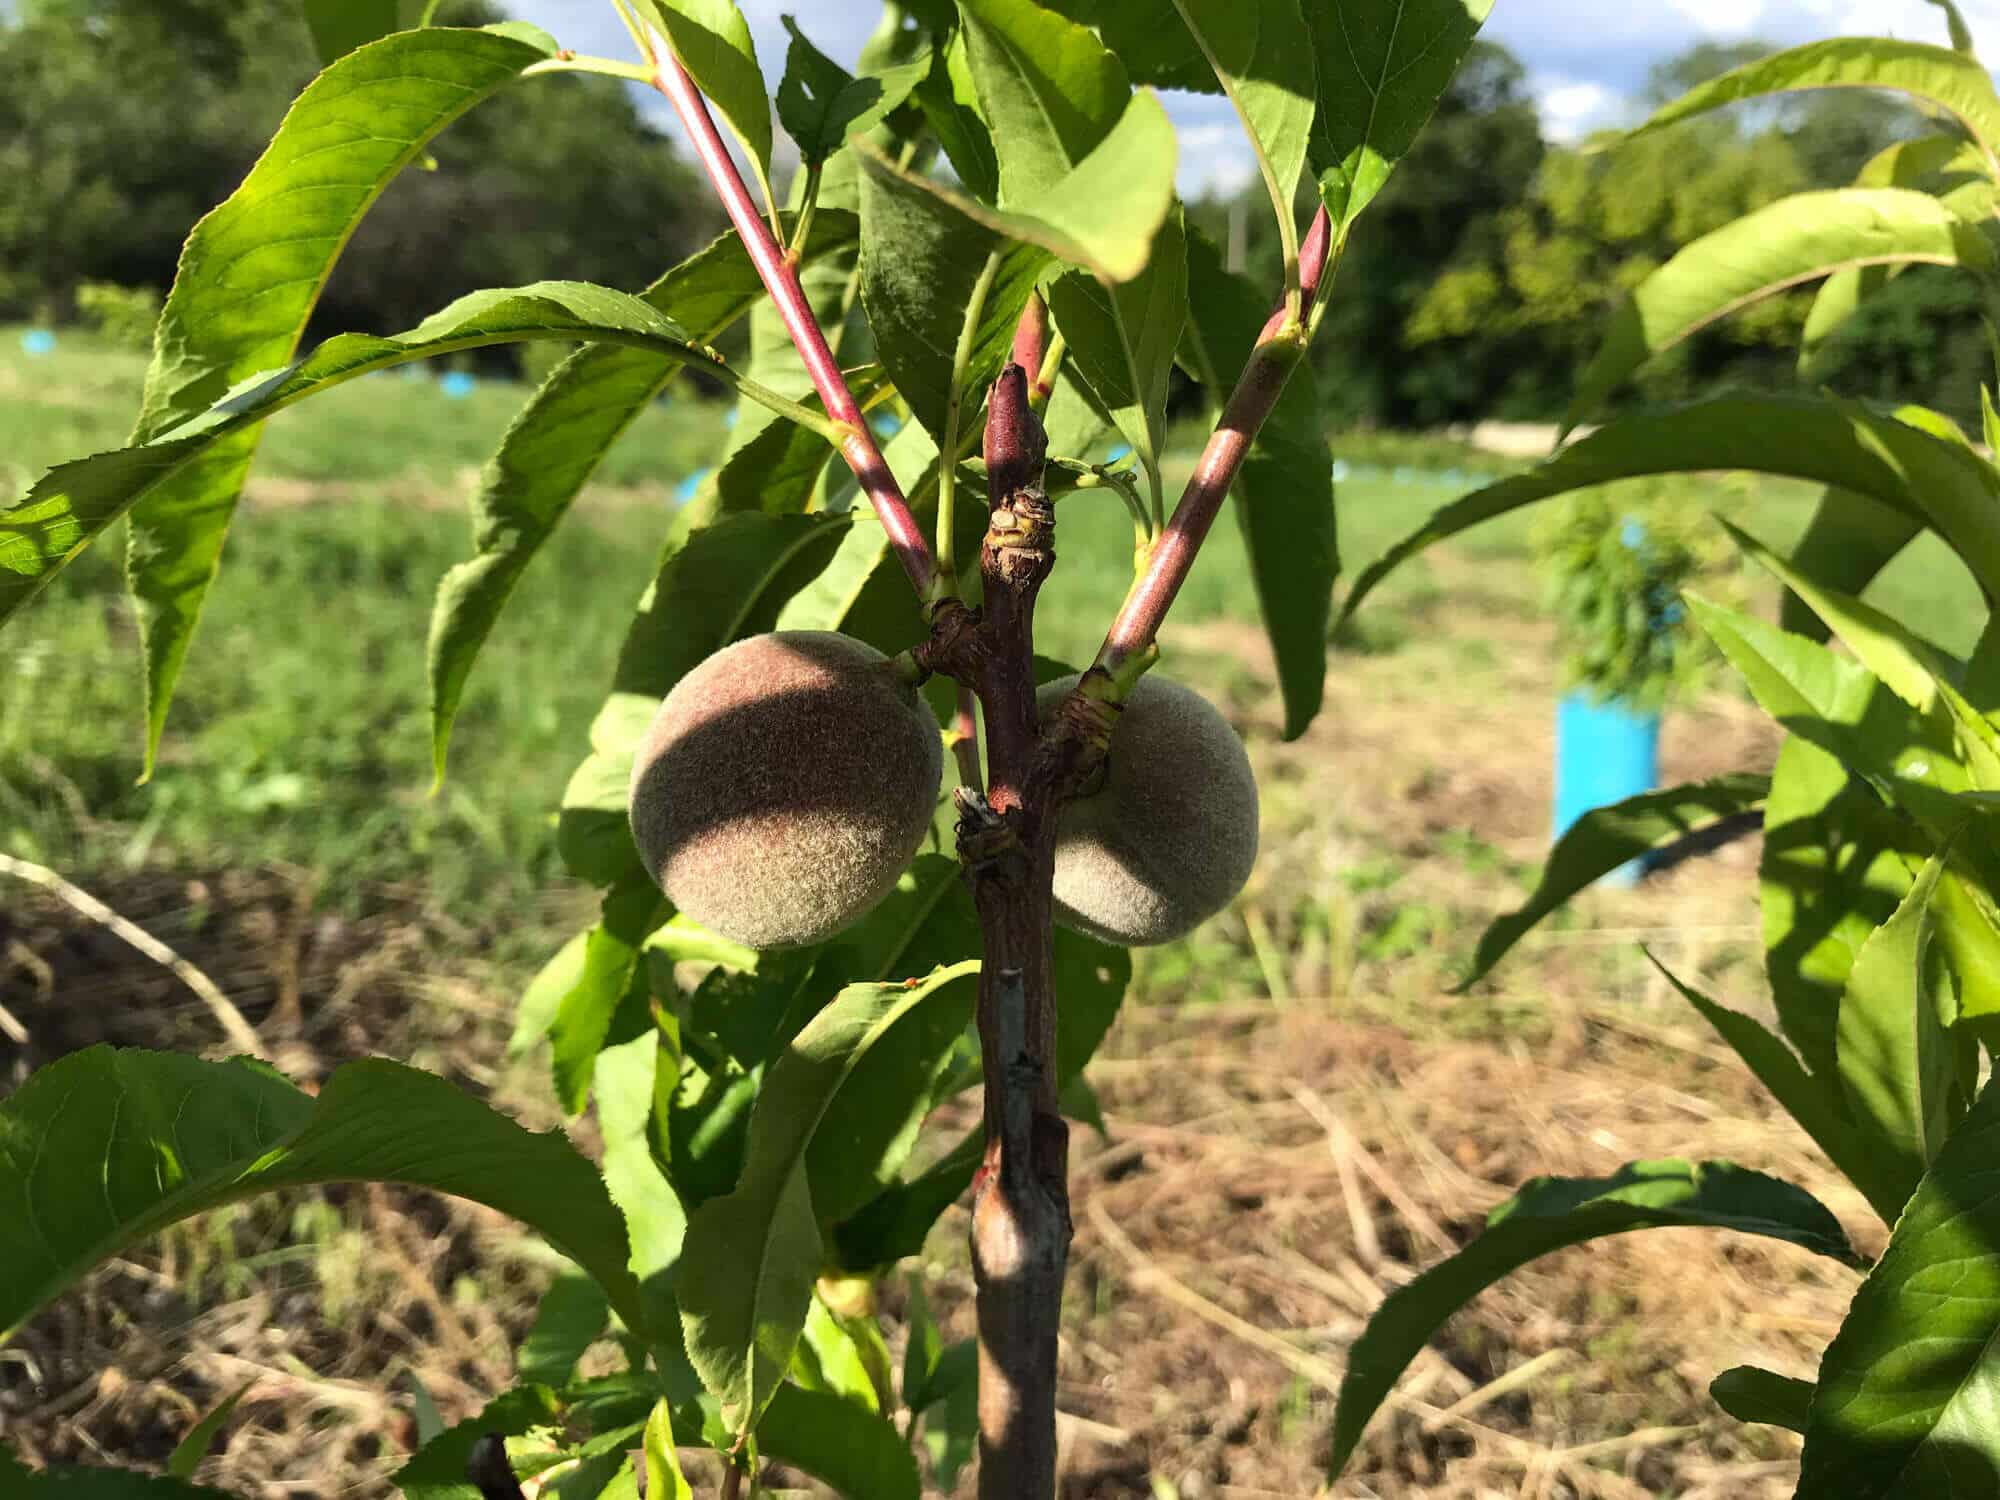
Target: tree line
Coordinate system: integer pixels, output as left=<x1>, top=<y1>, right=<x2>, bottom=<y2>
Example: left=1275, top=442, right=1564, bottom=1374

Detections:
left=4, top=5, right=1979, bottom=429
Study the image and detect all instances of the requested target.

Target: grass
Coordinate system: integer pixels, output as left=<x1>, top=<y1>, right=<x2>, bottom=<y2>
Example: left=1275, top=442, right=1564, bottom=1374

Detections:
left=6, top=335, right=1991, bottom=1497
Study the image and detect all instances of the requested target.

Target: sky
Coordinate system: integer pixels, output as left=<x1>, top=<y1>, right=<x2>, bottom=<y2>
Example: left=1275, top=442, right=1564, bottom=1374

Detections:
left=507, top=0, right=2000, bottom=197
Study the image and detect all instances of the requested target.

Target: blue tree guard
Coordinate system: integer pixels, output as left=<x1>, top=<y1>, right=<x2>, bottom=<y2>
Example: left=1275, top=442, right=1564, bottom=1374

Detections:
left=20, top=329, right=55, bottom=356
left=439, top=370, right=477, bottom=399
left=1553, top=695, right=1661, bottom=887
left=674, top=468, right=711, bottom=504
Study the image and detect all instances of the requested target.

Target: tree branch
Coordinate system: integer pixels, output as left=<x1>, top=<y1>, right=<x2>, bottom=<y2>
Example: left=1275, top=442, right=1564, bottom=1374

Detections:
left=1095, top=206, right=1333, bottom=682
left=647, top=51, right=937, bottom=599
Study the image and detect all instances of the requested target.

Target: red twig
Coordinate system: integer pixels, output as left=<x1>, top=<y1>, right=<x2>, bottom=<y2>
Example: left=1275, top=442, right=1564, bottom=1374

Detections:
left=649, top=52, right=936, bottom=599
left=1095, top=207, right=1333, bottom=677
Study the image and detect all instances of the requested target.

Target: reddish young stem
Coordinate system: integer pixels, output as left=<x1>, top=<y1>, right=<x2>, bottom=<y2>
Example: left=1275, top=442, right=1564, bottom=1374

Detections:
left=1096, top=207, right=1334, bottom=677
left=649, top=53, right=936, bottom=599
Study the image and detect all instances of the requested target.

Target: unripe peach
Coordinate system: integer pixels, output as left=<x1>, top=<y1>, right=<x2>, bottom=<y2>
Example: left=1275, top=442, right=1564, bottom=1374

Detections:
left=1039, top=673, right=1259, bottom=946
left=628, top=632, right=942, bottom=948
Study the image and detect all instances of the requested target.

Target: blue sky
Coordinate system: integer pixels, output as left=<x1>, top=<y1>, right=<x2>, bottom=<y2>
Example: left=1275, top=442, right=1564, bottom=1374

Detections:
left=508, top=0, right=2000, bottom=195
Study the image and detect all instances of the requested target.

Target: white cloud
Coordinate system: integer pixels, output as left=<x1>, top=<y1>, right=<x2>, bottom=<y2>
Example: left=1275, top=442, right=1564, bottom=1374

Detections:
left=1667, top=0, right=1768, bottom=36
left=1534, top=78, right=1620, bottom=142
left=1170, top=122, right=1259, bottom=200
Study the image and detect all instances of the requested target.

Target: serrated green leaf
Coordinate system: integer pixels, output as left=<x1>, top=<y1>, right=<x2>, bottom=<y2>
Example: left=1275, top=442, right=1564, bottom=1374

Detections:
left=511, top=928, right=592, bottom=1056
left=1181, top=226, right=1333, bottom=739
left=679, top=962, right=979, bottom=1431
left=0, top=1051, right=649, bottom=1342
left=911, top=34, right=1001, bottom=202
left=757, top=1384, right=921, bottom=1500
left=1036, top=0, right=1212, bottom=90
left=393, top=1385, right=565, bottom=1500
left=1711, top=1366, right=1813, bottom=1433
left=1628, top=38, right=2000, bottom=177
left=1460, top=776, right=1770, bottom=989
left=517, top=1273, right=611, bottom=1389
left=116, top=23, right=557, bottom=772
left=428, top=210, right=860, bottom=780
left=1047, top=204, right=1186, bottom=517
left=957, top=0, right=1131, bottom=204
left=1338, top=397, right=2000, bottom=632
left=1328, top=1160, right=1860, bottom=1477
left=1835, top=849, right=1955, bottom=1205
left=1566, top=188, right=1995, bottom=434
left=1801, top=1068, right=2000, bottom=1494
left=901, top=1276, right=947, bottom=1411
left=165, top=1383, right=251, bottom=1480
left=920, top=1343, right=979, bottom=1486
left=640, top=0, right=773, bottom=185
left=1648, top=946, right=1907, bottom=1227
left=1308, top=0, right=1493, bottom=226
left=851, top=94, right=1176, bottom=283
left=777, top=17, right=927, bottom=165
left=858, top=164, right=1048, bottom=444
left=1173, top=0, right=1314, bottom=238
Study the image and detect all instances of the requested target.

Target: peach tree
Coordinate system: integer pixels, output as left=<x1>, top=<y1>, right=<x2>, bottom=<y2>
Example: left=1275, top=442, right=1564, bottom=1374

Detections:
left=0, top=0, right=1491, bottom=1495
left=1327, top=8, right=2000, bottom=1495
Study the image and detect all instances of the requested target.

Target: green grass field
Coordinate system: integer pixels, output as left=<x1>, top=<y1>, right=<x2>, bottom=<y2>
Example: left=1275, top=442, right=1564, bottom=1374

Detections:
left=2, top=327, right=1989, bottom=954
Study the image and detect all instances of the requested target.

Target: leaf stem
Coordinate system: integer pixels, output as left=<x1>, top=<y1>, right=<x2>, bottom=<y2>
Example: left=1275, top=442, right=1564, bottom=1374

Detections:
left=522, top=55, right=660, bottom=84
left=789, top=161, right=824, bottom=261
left=648, top=51, right=937, bottom=598
left=1095, top=205, right=1332, bottom=681
left=939, top=250, right=1008, bottom=594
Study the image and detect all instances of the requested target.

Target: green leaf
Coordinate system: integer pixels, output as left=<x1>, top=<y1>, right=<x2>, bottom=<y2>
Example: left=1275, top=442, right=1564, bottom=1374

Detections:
left=642, top=1398, right=694, bottom=1500
left=1711, top=1366, right=1813, bottom=1433
left=1727, top=519, right=2000, bottom=787
left=1337, top=397, right=2000, bottom=632
left=796, top=1294, right=882, bottom=1412
left=912, top=36, right=1001, bottom=203
left=1629, top=38, right=2000, bottom=178
left=1648, top=947, right=1909, bottom=1228
left=641, top=0, right=774, bottom=186
left=1835, top=849, right=1955, bottom=1205
left=165, top=1383, right=251, bottom=1479
left=851, top=94, right=1177, bottom=283
left=777, top=18, right=927, bottom=166
left=392, top=1385, right=565, bottom=1500
left=1181, top=226, right=1334, bottom=739
left=1046, top=203, right=1187, bottom=514
left=1565, top=188, right=1995, bottom=434
left=1800, top=137, right=1985, bottom=375
left=1458, top=776, right=1770, bottom=990
left=1308, top=0, right=1494, bottom=226
left=1327, top=1160, right=1860, bottom=1477
left=1776, top=489, right=1923, bottom=643
left=548, top=880, right=669, bottom=1115
left=117, top=23, right=557, bottom=772
left=511, top=928, right=591, bottom=1055
left=679, top=962, right=980, bottom=1432
left=757, top=1385, right=921, bottom=1500
left=0, top=1050, right=650, bottom=1342
left=956, top=0, right=1131, bottom=203
left=597, top=1029, right=689, bottom=1341
left=518, top=1273, right=612, bottom=1388
left=1927, top=0, right=1978, bottom=53
left=920, top=1345, right=979, bottom=1487
left=10, top=281, right=736, bottom=649
left=901, top=1276, right=947, bottom=1410
left=1760, top=736, right=1917, bottom=1087
left=1686, top=595, right=1969, bottom=809
left=302, top=0, right=403, bottom=64
left=1801, top=1068, right=2000, bottom=1494
left=428, top=210, right=860, bottom=780
left=858, top=162, right=1048, bottom=444
left=1173, top=0, right=1314, bottom=239
left=1034, top=0, right=1212, bottom=91
left=18, top=1473, right=234, bottom=1498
